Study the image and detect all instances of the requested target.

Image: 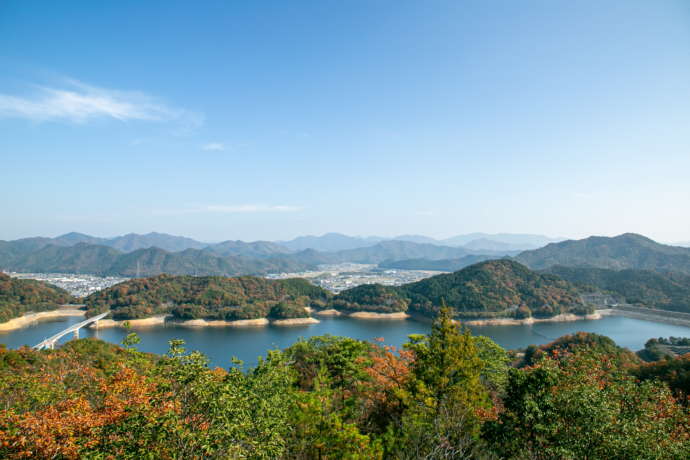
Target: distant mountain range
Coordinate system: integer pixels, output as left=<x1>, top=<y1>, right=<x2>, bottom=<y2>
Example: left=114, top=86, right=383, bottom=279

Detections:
left=0, top=242, right=310, bottom=277
left=440, top=233, right=563, bottom=249
left=3, top=231, right=561, bottom=255
left=278, top=232, right=562, bottom=252
left=278, top=233, right=386, bottom=252
left=4, top=231, right=689, bottom=280
left=29, top=232, right=210, bottom=253
left=203, top=240, right=292, bottom=258
left=0, top=233, right=512, bottom=277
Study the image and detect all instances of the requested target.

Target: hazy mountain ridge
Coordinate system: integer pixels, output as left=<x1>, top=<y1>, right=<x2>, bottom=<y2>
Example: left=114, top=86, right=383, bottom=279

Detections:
left=277, top=232, right=386, bottom=252
left=2, top=230, right=559, bottom=257
left=440, top=233, right=563, bottom=249
left=333, top=240, right=472, bottom=263
left=0, top=236, right=511, bottom=276
left=5, top=231, right=689, bottom=280
left=0, top=243, right=311, bottom=277
left=203, top=240, right=292, bottom=258
left=279, top=232, right=561, bottom=252
left=4, top=232, right=210, bottom=253
left=516, top=233, right=690, bottom=274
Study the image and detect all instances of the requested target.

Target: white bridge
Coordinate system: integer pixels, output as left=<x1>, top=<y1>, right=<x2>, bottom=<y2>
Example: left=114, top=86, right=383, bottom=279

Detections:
left=33, top=311, right=110, bottom=350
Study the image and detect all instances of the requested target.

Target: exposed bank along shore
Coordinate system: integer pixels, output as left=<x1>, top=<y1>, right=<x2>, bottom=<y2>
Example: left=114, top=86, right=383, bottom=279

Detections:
left=461, top=311, right=603, bottom=326
left=89, top=310, right=410, bottom=329
left=89, top=315, right=319, bottom=329
left=0, top=308, right=85, bottom=332
left=5, top=306, right=689, bottom=332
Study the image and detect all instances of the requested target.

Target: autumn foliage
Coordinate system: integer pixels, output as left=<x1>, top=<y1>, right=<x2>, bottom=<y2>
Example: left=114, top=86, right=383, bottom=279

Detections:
left=0, top=324, right=688, bottom=458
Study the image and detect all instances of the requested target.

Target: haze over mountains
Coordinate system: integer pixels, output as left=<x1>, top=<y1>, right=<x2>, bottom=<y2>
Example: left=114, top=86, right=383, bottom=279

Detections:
left=2, top=231, right=690, bottom=284
left=278, top=232, right=562, bottom=252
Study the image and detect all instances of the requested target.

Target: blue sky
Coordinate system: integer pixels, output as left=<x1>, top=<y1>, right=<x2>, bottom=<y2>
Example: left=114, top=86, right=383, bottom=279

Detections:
left=1, top=1, right=689, bottom=243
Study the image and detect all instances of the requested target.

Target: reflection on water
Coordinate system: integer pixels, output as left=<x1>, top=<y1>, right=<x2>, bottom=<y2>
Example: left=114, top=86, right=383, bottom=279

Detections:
left=2, top=314, right=689, bottom=368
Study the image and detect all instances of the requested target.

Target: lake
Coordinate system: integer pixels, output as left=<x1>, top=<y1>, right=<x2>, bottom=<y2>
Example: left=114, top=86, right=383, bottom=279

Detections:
left=2, top=315, right=689, bottom=368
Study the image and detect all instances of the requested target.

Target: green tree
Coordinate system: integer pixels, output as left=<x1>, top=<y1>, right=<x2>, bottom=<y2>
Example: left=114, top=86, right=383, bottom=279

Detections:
left=285, top=367, right=383, bottom=459
left=399, top=302, right=493, bottom=457
left=484, top=351, right=690, bottom=459
left=473, top=335, right=510, bottom=394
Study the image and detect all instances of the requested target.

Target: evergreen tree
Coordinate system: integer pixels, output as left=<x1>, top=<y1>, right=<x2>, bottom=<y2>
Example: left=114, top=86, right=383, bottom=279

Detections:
left=399, top=301, right=493, bottom=457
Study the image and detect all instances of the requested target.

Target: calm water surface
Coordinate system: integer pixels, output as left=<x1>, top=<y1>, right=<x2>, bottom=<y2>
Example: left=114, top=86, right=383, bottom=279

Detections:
left=2, top=315, right=689, bottom=368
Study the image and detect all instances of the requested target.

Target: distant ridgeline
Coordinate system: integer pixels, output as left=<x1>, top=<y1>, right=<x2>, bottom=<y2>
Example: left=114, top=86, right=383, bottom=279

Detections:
left=84, top=260, right=590, bottom=321
left=0, top=273, right=74, bottom=323
left=0, top=232, right=516, bottom=277
left=0, top=241, right=312, bottom=277
left=516, top=233, right=690, bottom=274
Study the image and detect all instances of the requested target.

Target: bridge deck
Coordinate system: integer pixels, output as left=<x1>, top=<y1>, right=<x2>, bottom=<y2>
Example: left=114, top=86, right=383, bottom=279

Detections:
left=33, top=311, right=110, bottom=350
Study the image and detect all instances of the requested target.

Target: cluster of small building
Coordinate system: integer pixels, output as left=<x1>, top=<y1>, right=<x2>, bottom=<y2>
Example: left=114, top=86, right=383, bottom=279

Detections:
left=8, top=272, right=127, bottom=297
left=8, top=264, right=441, bottom=297
left=266, top=263, right=441, bottom=293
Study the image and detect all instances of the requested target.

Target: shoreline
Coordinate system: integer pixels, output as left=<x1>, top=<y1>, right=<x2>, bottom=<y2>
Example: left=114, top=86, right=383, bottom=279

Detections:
left=8, top=305, right=686, bottom=333
left=90, top=315, right=322, bottom=329
left=0, top=308, right=86, bottom=332
left=347, top=311, right=410, bottom=320
left=91, top=315, right=171, bottom=329
left=599, top=307, right=690, bottom=328
left=271, top=317, right=320, bottom=326
left=314, top=309, right=342, bottom=317
left=462, top=311, right=602, bottom=326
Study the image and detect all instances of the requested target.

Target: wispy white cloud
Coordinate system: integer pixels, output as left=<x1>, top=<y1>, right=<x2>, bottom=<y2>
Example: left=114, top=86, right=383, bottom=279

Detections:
left=572, top=192, right=593, bottom=200
left=205, top=204, right=302, bottom=213
left=155, top=204, right=303, bottom=216
left=0, top=79, right=203, bottom=130
left=416, top=210, right=435, bottom=216
left=202, top=142, right=225, bottom=151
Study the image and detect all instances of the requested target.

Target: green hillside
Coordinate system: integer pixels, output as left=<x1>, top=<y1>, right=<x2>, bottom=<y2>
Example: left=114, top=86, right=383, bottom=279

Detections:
left=330, top=284, right=409, bottom=313
left=84, top=275, right=331, bottom=320
left=0, top=273, right=75, bottom=322
left=331, top=259, right=586, bottom=318
left=400, top=259, right=586, bottom=317
left=546, top=265, right=690, bottom=313
left=516, top=233, right=690, bottom=273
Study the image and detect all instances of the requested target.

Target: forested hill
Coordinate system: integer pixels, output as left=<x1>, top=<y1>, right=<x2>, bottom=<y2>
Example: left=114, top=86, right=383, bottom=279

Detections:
left=331, top=260, right=586, bottom=318
left=84, top=275, right=331, bottom=320
left=0, top=243, right=311, bottom=277
left=516, top=233, right=690, bottom=273
left=0, top=273, right=75, bottom=322
left=84, top=260, right=588, bottom=321
left=546, top=265, right=690, bottom=313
